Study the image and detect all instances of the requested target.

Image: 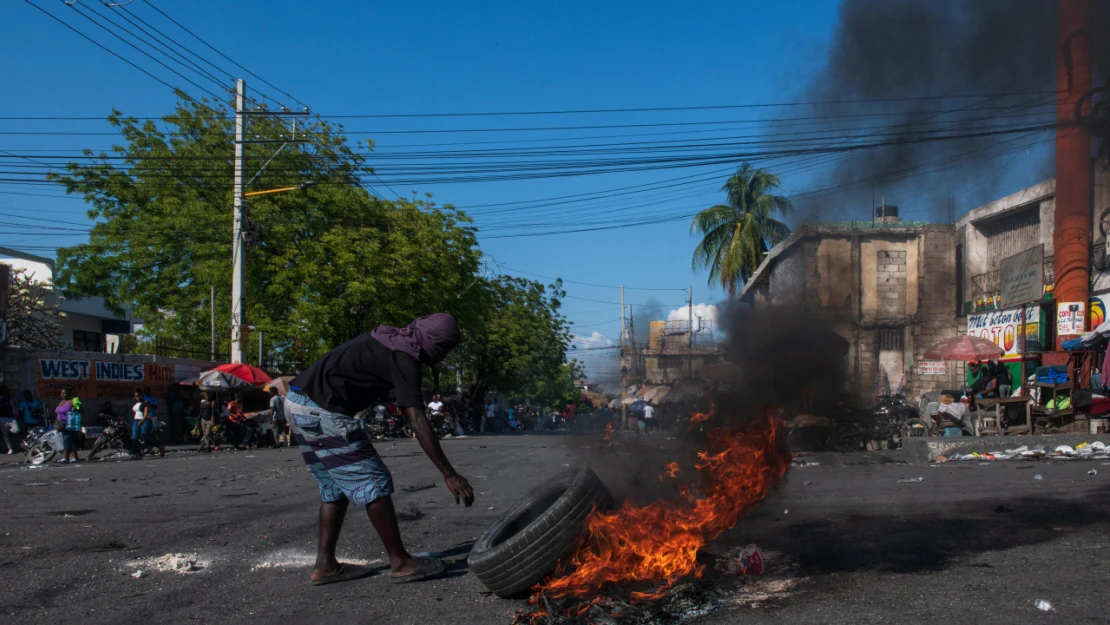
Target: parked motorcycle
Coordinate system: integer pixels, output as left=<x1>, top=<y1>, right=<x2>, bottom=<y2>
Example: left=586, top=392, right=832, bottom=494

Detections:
left=22, top=427, right=61, bottom=465
left=828, top=395, right=928, bottom=452
left=87, top=413, right=132, bottom=460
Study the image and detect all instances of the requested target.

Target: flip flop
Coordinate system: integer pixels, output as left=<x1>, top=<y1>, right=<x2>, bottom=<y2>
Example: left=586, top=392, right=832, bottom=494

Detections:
left=390, top=556, right=446, bottom=584
left=311, top=563, right=376, bottom=586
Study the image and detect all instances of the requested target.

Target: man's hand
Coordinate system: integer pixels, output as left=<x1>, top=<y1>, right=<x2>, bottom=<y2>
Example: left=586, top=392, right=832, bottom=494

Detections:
left=444, top=472, right=474, bottom=507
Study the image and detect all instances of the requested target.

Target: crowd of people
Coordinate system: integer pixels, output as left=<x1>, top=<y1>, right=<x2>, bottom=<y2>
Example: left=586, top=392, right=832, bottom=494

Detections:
left=0, top=380, right=700, bottom=464
left=0, top=382, right=292, bottom=462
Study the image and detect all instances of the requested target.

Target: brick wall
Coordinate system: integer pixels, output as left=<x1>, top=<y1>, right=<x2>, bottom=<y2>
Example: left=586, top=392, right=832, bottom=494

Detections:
left=877, top=249, right=908, bottom=318
left=908, top=229, right=962, bottom=400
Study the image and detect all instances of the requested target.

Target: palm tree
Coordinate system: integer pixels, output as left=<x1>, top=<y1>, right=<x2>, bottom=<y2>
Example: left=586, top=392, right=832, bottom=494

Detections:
left=690, top=163, right=792, bottom=297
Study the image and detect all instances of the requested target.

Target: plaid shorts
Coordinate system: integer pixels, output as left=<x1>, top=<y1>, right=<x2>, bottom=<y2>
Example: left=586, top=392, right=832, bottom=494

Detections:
left=286, top=390, right=394, bottom=506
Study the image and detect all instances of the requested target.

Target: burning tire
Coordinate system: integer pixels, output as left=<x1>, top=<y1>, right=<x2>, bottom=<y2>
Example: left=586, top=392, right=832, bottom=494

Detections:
left=468, top=466, right=612, bottom=598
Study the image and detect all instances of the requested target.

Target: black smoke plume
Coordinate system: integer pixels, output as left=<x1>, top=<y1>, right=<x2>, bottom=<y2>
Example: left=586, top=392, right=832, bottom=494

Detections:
left=786, top=0, right=1110, bottom=223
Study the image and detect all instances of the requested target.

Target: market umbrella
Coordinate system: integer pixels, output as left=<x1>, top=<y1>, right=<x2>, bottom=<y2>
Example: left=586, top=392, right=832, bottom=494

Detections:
left=662, top=378, right=703, bottom=403
left=197, top=369, right=258, bottom=392
left=262, top=375, right=296, bottom=396
left=922, top=335, right=1005, bottom=361
left=212, top=363, right=272, bottom=385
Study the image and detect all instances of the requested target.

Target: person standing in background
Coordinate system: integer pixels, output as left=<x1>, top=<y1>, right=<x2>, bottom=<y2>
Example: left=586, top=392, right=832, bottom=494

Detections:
left=197, top=391, right=218, bottom=453
left=55, top=388, right=82, bottom=463
left=18, top=389, right=44, bottom=434
left=483, top=400, right=494, bottom=434
left=268, top=387, right=287, bottom=447
left=130, top=390, right=152, bottom=459
left=642, top=402, right=656, bottom=433
left=0, top=386, right=19, bottom=454
left=60, top=395, right=82, bottom=463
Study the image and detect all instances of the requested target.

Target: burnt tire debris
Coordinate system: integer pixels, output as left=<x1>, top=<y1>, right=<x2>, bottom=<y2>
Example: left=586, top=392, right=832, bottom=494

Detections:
left=469, top=466, right=613, bottom=598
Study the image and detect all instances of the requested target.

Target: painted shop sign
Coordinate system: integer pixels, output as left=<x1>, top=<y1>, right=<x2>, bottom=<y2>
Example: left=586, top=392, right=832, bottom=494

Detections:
left=966, top=307, right=1039, bottom=358
left=36, top=358, right=175, bottom=400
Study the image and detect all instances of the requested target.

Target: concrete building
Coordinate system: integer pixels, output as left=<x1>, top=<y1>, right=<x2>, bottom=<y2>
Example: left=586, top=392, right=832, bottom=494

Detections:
left=738, top=165, right=1110, bottom=405
left=0, top=247, right=134, bottom=353
left=739, top=208, right=964, bottom=402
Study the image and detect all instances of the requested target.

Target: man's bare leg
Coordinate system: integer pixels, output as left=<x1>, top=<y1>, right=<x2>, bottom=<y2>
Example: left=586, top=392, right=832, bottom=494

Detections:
left=365, top=495, right=421, bottom=576
left=312, top=499, right=349, bottom=581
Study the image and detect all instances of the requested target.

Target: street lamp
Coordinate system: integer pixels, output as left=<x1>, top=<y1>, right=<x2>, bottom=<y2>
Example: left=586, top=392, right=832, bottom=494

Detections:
left=243, top=180, right=316, bottom=198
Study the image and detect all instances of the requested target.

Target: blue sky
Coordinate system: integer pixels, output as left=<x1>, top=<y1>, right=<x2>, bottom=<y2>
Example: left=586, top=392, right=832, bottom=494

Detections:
left=0, top=1, right=1056, bottom=385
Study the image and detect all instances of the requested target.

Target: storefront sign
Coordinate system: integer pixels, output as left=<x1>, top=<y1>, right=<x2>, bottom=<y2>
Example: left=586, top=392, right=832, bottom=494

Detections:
left=915, top=360, right=948, bottom=375
left=966, top=307, right=1039, bottom=358
left=1057, top=301, right=1086, bottom=336
left=1090, top=295, right=1108, bottom=329
left=1000, top=246, right=1044, bottom=308
left=36, top=357, right=176, bottom=400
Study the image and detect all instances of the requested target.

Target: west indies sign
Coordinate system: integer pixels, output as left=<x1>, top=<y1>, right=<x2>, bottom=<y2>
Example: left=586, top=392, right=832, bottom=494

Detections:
left=36, top=358, right=176, bottom=400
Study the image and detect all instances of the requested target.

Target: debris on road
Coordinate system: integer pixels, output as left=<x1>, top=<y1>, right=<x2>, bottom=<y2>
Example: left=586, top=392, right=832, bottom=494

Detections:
left=1088, top=469, right=1098, bottom=476
left=724, top=544, right=764, bottom=576
left=940, top=441, right=1110, bottom=463
left=1035, top=599, right=1054, bottom=612
left=131, top=570, right=146, bottom=579
left=397, top=503, right=424, bottom=520
left=252, top=549, right=383, bottom=571
left=898, top=477, right=924, bottom=483
left=1034, top=474, right=1044, bottom=481
left=127, top=553, right=206, bottom=574
left=401, top=483, right=436, bottom=493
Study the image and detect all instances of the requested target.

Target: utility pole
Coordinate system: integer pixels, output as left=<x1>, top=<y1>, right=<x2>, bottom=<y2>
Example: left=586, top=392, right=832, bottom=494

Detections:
left=620, top=286, right=626, bottom=351
left=209, top=286, right=216, bottom=361
left=620, top=286, right=627, bottom=428
left=627, top=305, right=636, bottom=376
left=230, top=78, right=246, bottom=364
left=687, top=286, right=693, bottom=378
left=258, top=330, right=263, bottom=368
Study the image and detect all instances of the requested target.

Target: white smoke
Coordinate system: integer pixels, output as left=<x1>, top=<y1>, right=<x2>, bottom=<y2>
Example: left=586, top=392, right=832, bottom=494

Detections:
left=667, top=303, right=719, bottom=325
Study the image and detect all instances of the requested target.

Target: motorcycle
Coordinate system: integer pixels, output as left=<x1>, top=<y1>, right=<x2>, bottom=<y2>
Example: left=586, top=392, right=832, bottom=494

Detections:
left=547, top=411, right=567, bottom=431
left=429, top=410, right=453, bottom=439
left=22, top=427, right=61, bottom=465
left=828, top=395, right=928, bottom=452
left=87, top=413, right=132, bottom=460
left=365, top=404, right=411, bottom=440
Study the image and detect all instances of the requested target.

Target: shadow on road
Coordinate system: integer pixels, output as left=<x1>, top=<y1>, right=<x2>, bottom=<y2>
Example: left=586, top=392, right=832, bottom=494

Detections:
left=762, top=483, right=1110, bottom=574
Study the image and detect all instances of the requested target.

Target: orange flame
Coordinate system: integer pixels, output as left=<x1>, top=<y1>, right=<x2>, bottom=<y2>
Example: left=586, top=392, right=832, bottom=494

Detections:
left=531, top=415, right=789, bottom=605
left=603, top=423, right=613, bottom=441
left=658, top=461, right=680, bottom=482
left=686, top=401, right=717, bottom=432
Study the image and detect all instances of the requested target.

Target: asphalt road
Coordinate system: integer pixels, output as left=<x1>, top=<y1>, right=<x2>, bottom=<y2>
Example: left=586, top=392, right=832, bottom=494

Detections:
left=1, top=434, right=1108, bottom=625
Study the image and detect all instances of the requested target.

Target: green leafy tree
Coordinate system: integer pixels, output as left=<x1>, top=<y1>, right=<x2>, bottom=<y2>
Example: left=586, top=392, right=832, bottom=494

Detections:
left=690, top=163, right=792, bottom=296
left=450, top=276, right=580, bottom=407
left=2, top=268, right=65, bottom=349
left=48, top=96, right=482, bottom=368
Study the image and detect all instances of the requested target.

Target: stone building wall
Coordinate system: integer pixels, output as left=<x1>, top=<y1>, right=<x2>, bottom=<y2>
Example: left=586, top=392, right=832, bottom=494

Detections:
left=876, top=249, right=908, bottom=318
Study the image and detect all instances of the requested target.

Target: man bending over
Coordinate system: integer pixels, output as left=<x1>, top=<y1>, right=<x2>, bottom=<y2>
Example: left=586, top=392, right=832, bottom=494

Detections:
left=288, top=313, right=474, bottom=585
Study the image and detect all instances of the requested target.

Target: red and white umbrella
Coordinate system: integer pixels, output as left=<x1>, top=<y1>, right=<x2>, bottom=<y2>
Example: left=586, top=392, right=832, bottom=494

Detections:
left=922, top=336, right=1005, bottom=361
left=212, top=363, right=272, bottom=385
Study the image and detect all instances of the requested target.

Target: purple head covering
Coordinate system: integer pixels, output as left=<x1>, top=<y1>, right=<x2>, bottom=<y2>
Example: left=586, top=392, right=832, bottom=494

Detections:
left=371, top=313, right=461, bottom=365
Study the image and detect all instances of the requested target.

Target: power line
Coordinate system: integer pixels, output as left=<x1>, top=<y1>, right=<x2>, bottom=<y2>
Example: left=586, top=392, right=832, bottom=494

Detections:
left=497, top=265, right=686, bottom=291
left=141, top=0, right=308, bottom=110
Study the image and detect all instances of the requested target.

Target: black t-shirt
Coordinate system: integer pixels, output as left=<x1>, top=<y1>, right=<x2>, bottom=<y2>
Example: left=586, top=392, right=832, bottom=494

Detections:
left=293, top=334, right=423, bottom=416
left=199, top=399, right=216, bottom=423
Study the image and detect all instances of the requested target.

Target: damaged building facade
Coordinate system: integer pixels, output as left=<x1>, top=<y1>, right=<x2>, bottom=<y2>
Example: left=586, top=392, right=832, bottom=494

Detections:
left=739, top=208, right=963, bottom=402
left=741, top=166, right=1110, bottom=405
